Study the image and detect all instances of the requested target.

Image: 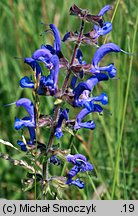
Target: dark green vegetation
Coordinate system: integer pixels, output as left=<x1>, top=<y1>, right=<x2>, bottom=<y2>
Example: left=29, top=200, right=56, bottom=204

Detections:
left=0, top=0, right=138, bottom=199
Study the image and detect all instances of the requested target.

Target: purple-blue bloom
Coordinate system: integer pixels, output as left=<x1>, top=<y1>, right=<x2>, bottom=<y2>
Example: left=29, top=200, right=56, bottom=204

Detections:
left=66, top=154, right=93, bottom=189
left=77, top=92, right=108, bottom=112
left=73, top=73, right=108, bottom=107
left=93, top=5, right=112, bottom=38
left=54, top=108, right=69, bottom=139
left=50, top=155, right=60, bottom=166
left=74, top=104, right=103, bottom=130
left=20, top=76, right=34, bottom=89
left=14, top=98, right=35, bottom=130
left=91, top=43, right=121, bottom=77
left=94, top=22, right=112, bottom=36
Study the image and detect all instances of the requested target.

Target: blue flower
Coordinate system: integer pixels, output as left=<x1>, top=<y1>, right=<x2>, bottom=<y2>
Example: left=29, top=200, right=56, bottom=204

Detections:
left=94, top=22, right=112, bottom=37
left=74, top=104, right=103, bottom=130
left=32, top=48, right=60, bottom=94
left=20, top=76, right=34, bottom=89
left=77, top=92, right=108, bottom=112
left=20, top=47, right=60, bottom=94
left=17, top=126, right=36, bottom=151
left=91, top=43, right=121, bottom=78
left=73, top=73, right=108, bottom=107
left=92, top=5, right=112, bottom=39
left=54, top=108, right=69, bottom=139
left=50, top=155, right=60, bottom=166
left=14, top=98, right=35, bottom=130
left=66, top=154, right=93, bottom=189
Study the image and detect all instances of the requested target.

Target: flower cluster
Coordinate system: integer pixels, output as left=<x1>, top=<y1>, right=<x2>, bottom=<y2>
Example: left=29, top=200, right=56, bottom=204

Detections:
left=12, top=4, right=127, bottom=193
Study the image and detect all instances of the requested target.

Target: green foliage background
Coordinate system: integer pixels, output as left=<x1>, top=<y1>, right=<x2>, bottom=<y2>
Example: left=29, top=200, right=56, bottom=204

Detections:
left=0, top=0, right=138, bottom=199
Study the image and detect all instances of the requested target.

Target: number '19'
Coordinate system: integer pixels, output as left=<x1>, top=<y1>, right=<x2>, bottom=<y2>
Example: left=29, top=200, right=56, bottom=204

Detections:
left=123, top=204, right=134, bottom=212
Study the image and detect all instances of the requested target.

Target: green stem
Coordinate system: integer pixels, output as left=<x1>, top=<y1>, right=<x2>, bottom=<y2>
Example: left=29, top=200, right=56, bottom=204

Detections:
left=111, top=15, right=138, bottom=199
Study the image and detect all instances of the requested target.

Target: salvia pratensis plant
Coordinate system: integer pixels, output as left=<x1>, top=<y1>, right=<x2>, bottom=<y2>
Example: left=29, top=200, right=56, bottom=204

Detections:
left=1, top=4, right=130, bottom=199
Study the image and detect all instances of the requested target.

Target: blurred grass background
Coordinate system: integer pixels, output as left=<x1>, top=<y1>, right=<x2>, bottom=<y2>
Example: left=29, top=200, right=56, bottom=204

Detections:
left=0, top=0, right=138, bottom=200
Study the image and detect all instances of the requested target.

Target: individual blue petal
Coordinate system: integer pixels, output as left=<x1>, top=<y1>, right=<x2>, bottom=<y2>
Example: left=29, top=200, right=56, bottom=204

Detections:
left=50, top=155, right=60, bottom=166
left=28, top=127, right=36, bottom=143
left=67, top=165, right=80, bottom=179
left=15, top=98, right=35, bottom=130
left=76, top=49, right=83, bottom=64
left=80, top=162, right=94, bottom=172
left=41, top=44, right=55, bottom=54
left=98, top=5, right=111, bottom=16
left=66, top=178, right=84, bottom=189
left=96, top=63, right=117, bottom=78
left=66, top=154, right=87, bottom=165
left=24, top=57, right=42, bottom=78
left=93, top=92, right=108, bottom=105
left=49, top=55, right=60, bottom=91
left=14, top=117, right=34, bottom=130
left=20, top=76, right=34, bottom=89
left=97, top=22, right=112, bottom=36
left=16, top=98, right=35, bottom=122
left=92, top=73, right=109, bottom=81
left=38, top=57, right=54, bottom=69
left=108, top=66, right=116, bottom=78
left=81, top=100, right=94, bottom=112
left=17, top=140, right=27, bottom=152
left=62, top=32, right=70, bottom=42
left=54, top=108, right=69, bottom=139
left=14, top=117, right=26, bottom=130
left=57, top=108, right=69, bottom=128
left=92, top=43, right=121, bottom=68
left=74, top=120, right=96, bottom=130
left=70, top=75, right=77, bottom=89
left=49, top=24, right=61, bottom=52
left=32, top=48, right=52, bottom=61
left=93, top=104, right=103, bottom=113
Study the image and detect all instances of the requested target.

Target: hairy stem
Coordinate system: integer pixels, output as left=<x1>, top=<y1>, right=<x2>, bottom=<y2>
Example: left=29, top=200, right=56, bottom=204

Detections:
left=33, top=72, right=40, bottom=200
